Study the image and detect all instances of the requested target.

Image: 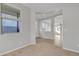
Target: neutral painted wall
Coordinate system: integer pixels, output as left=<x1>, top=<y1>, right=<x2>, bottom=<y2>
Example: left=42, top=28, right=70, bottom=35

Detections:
left=62, top=4, right=79, bottom=51
left=0, top=3, right=35, bottom=53
left=30, top=9, right=36, bottom=43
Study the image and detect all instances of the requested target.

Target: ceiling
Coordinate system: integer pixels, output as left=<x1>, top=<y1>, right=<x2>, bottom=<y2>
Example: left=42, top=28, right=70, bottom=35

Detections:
left=23, top=3, right=62, bottom=20
left=23, top=3, right=62, bottom=13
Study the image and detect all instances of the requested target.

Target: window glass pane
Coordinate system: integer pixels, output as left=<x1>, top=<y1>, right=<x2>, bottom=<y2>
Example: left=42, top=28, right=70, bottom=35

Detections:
left=2, top=19, right=19, bottom=33
left=2, top=13, right=18, bottom=19
left=40, top=19, right=51, bottom=32
left=3, top=19, right=17, bottom=26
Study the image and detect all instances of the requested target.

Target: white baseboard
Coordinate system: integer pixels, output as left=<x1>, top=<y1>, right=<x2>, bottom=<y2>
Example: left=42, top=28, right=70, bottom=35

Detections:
left=63, top=47, right=79, bottom=54
left=0, top=42, right=36, bottom=56
left=38, top=37, right=53, bottom=40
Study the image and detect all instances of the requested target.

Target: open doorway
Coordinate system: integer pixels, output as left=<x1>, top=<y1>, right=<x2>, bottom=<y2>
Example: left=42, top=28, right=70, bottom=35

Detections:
left=36, top=18, right=54, bottom=43
left=38, top=18, right=52, bottom=39
left=54, top=10, right=63, bottom=47
left=35, top=9, right=63, bottom=48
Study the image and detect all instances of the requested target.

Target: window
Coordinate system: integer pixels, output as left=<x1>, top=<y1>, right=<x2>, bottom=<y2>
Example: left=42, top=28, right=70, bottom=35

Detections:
left=1, top=13, right=20, bottom=33
left=2, top=19, right=19, bottom=33
left=40, top=19, right=51, bottom=32
left=0, top=4, right=20, bottom=33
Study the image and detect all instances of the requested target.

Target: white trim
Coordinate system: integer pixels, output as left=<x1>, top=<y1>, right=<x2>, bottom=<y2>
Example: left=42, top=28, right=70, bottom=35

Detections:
left=63, top=47, right=79, bottom=54
left=39, top=37, right=54, bottom=40
left=0, top=42, right=36, bottom=56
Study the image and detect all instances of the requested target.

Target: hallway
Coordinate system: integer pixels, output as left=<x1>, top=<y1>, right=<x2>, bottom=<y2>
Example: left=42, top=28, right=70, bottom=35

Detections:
left=3, top=38, right=79, bottom=56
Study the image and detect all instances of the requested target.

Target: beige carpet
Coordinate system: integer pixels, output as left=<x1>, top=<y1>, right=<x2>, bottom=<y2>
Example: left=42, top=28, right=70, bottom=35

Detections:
left=3, top=39, right=79, bottom=56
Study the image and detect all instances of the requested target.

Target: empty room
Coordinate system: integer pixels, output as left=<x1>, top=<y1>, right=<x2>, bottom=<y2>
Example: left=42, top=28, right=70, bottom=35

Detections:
left=0, top=3, right=79, bottom=56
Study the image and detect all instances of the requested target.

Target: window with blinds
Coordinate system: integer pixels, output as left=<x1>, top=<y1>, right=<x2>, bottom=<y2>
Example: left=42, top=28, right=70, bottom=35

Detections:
left=0, top=4, right=20, bottom=33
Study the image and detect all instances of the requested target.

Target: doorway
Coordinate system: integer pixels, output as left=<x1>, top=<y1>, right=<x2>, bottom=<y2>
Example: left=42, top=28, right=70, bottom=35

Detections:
left=54, top=10, right=63, bottom=47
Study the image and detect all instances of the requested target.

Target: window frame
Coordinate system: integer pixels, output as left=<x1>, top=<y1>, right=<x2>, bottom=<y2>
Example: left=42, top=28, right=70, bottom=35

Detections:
left=1, top=13, right=20, bottom=34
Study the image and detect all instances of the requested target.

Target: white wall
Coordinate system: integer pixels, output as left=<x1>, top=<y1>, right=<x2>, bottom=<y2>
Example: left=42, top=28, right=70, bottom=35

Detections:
left=0, top=3, right=35, bottom=54
left=62, top=4, right=79, bottom=52
left=30, top=9, right=36, bottom=43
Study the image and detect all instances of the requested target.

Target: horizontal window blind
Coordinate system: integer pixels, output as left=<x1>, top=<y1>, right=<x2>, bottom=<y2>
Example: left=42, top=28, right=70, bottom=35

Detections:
left=1, top=4, right=20, bottom=18
left=0, top=4, right=20, bottom=33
